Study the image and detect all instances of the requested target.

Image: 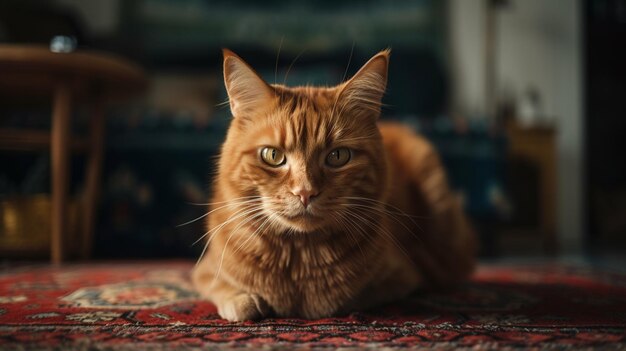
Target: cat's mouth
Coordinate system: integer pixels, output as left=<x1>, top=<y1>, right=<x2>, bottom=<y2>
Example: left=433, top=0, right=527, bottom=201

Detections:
left=284, top=211, right=319, bottom=220
left=280, top=212, right=324, bottom=232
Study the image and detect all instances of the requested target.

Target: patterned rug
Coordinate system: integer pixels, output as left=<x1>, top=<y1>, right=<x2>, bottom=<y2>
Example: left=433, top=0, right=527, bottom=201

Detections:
left=0, top=261, right=625, bottom=350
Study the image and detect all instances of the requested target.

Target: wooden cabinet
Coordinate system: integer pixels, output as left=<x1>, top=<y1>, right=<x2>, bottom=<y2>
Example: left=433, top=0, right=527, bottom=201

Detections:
left=504, top=121, right=557, bottom=253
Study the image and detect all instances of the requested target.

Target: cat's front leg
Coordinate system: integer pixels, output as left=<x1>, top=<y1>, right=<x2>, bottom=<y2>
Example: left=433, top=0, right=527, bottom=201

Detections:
left=192, top=263, right=272, bottom=321
left=217, top=291, right=272, bottom=322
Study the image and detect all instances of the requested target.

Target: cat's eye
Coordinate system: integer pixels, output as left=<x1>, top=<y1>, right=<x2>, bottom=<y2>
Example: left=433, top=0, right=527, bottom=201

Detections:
left=326, top=147, right=351, bottom=167
left=260, top=147, right=286, bottom=167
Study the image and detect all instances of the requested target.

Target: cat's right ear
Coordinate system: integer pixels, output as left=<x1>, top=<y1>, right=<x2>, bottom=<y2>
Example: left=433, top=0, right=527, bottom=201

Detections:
left=223, top=49, right=276, bottom=118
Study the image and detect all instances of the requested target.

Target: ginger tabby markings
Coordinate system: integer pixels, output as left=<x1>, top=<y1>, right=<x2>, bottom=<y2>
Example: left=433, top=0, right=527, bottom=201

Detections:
left=192, top=49, right=477, bottom=321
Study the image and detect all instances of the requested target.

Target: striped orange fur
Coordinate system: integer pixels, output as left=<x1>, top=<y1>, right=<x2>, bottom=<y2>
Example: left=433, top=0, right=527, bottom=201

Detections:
left=192, top=49, right=477, bottom=321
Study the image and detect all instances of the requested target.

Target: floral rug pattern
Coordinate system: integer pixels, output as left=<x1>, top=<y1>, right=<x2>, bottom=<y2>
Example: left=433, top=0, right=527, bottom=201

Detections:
left=0, top=262, right=625, bottom=350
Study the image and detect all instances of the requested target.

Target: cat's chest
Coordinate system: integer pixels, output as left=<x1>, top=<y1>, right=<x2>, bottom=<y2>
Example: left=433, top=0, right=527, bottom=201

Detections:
left=260, top=262, right=361, bottom=318
left=234, top=240, right=374, bottom=318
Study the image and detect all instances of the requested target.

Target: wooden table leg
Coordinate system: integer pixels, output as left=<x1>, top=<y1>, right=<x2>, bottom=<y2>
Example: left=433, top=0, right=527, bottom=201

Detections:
left=81, top=97, right=105, bottom=259
left=51, top=82, right=72, bottom=264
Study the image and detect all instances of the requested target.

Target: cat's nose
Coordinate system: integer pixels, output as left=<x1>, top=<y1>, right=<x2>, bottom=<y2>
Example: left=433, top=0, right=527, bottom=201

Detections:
left=291, top=188, right=319, bottom=208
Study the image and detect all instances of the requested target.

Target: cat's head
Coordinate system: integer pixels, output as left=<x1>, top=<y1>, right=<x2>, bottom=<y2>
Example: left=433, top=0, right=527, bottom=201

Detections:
left=218, top=49, right=390, bottom=234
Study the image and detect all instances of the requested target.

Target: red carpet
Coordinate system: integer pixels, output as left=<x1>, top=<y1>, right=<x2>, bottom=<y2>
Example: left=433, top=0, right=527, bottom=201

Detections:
left=0, top=262, right=625, bottom=350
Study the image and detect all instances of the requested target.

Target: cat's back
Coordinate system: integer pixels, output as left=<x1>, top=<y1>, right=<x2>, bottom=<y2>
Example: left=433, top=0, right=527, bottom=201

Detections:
left=378, top=121, right=439, bottom=180
left=378, top=121, right=477, bottom=285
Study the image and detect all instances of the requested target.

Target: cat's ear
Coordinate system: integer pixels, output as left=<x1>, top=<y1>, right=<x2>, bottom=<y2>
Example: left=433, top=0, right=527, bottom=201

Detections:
left=223, top=49, right=276, bottom=118
left=337, top=49, right=390, bottom=120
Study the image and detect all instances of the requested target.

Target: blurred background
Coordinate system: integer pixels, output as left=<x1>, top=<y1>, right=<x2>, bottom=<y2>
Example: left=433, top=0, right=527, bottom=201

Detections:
left=0, top=0, right=624, bottom=261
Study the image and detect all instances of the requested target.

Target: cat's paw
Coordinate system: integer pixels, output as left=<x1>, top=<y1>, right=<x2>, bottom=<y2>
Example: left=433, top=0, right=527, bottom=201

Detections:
left=218, top=293, right=271, bottom=322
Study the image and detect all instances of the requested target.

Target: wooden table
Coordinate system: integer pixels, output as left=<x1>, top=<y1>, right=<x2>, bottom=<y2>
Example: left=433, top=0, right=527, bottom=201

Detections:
left=0, top=45, right=146, bottom=263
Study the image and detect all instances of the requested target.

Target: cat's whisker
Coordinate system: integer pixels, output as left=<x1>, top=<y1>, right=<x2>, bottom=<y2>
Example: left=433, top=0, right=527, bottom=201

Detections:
left=233, top=209, right=287, bottom=256
left=209, top=226, right=238, bottom=287
left=206, top=205, right=288, bottom=274
left=364, top=218, right=411, bottom=259
left=187, top=195, right=268, bottom=207
left=215, top=99, right=230, bottom=107
left=274, top=36, right=284, bottom=85
left=342, top=196, right=428, bottom=242
left=342, top=203, right=420, bottom=232
left=339, top=200, right=426, bottom=246
left=336, top=208, right=396, bottom=269
left=178, top=197, right=266, bottom=227
left=231, top=212, right=275, bottom=255
left=193, top=205, right=266, bottom=268
left=329, top=212, right=368, bottom=265
left=221, top=211, right=268, bottom=256
left=192, top=203, right=264, bottom=247
left=209, top=208, right=271, bottom=286
left=342, top=196, right=429, bottom=220
left=231, top=218, right=266, bottom=255
left=201, top=206, right=264, bottom=272
left=345, top=208, right=414, bottom=263
left=196, top=240, right=210, bottom=267
left=282, top=48, right=306, bottom=87
left=190, top=203, right=261, bottom=245
left=352, top=205, right=427, bottom=247
left=341, top=42, right=355, bottom=83
left=178, top=211, right=211, bottom=227
left=199, top=204, right=264, bottom=241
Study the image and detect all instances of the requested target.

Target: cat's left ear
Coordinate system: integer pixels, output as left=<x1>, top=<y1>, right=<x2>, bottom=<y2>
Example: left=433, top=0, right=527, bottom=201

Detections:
left=337, top=49, right=390, bottom=120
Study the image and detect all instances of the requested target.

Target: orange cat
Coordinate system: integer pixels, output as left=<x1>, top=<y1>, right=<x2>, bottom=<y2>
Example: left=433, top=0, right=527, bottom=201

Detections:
left=192, top=49, right=477, bottom=321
